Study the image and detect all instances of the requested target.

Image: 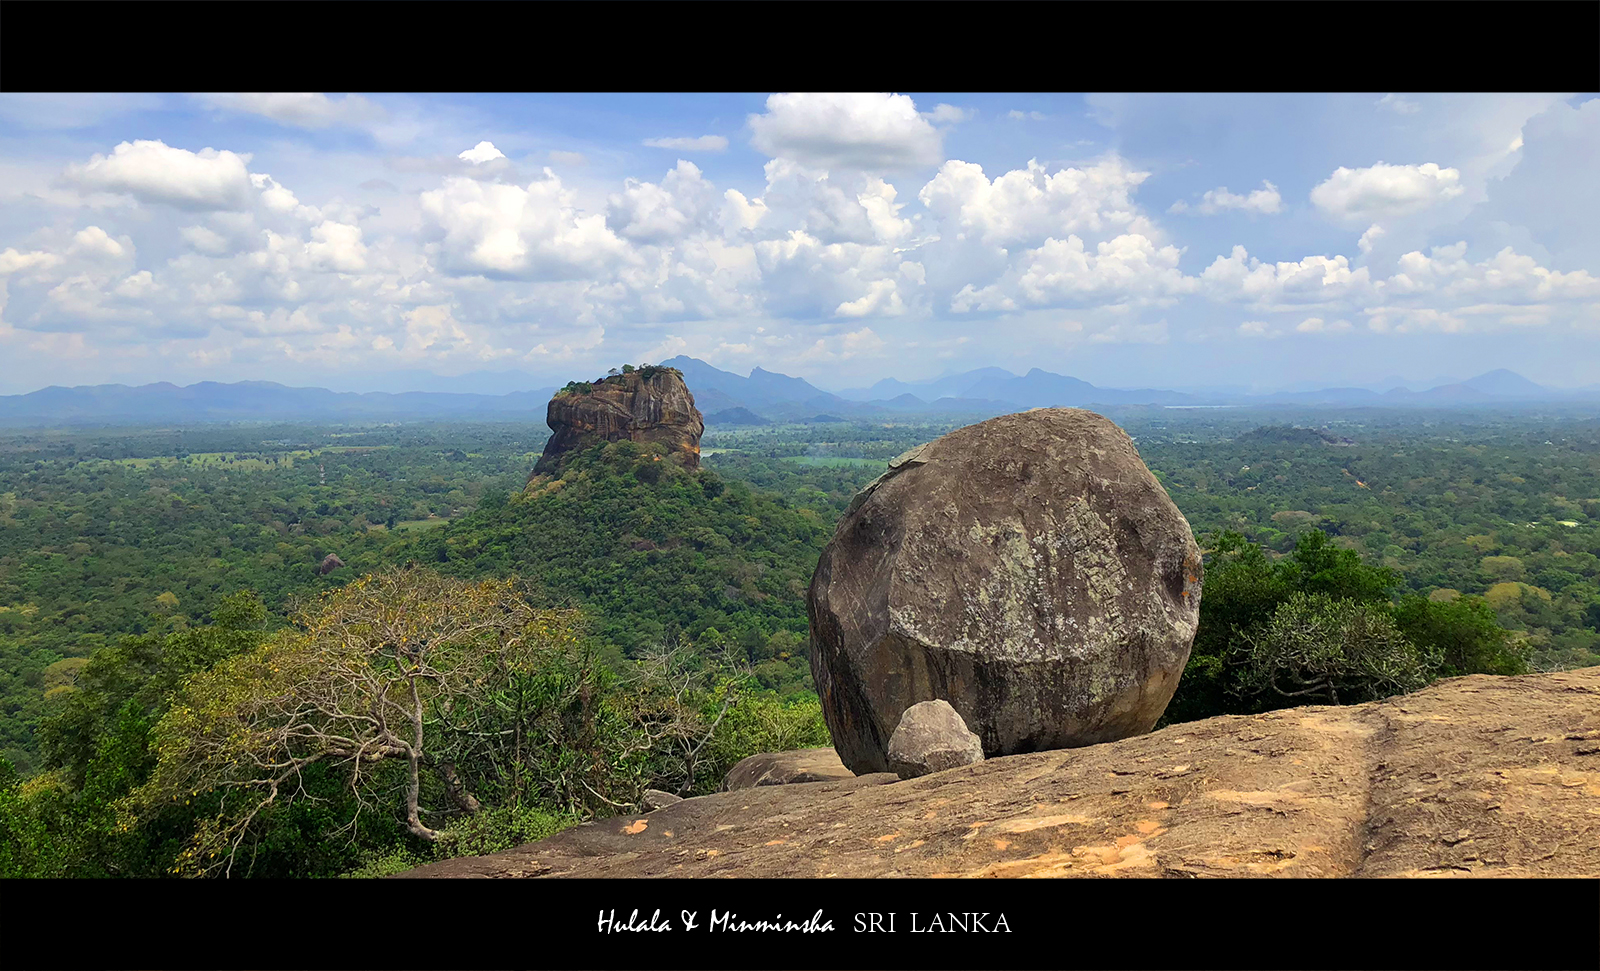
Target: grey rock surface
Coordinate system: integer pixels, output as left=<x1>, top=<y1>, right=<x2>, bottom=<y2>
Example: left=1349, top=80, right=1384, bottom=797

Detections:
left=642, top=789, right=683, bottom=810
left=723, top=747, right=855, bottom=791
left=809, top=408, right=1203, bottom=775
left=886, top=699, right=985, bottom=779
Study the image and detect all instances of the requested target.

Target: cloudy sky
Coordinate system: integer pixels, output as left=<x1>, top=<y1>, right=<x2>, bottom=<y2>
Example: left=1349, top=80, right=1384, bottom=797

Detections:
left=0, top=91, right=1596, bottom=396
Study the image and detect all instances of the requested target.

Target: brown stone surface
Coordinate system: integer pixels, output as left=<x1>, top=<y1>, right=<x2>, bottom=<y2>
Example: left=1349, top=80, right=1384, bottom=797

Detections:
left=395, top=667, right=1600, bottom=878
left=724, top=747, right=855, bottom=791
left=809, top=408, right=1203, bottom=775
left=533, top=368, right=704, bottom=476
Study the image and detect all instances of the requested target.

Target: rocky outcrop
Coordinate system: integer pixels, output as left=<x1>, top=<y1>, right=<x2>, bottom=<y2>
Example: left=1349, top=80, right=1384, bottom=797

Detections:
left=887, top=700, right=985, bottom=779
left=395, top=667, right=1600, bottom=878
left=809, top=409, right=1203, bottom=775
left=533, top=367, right=704, bottom=476
left=724, top=747, right=854, bottom=791
left=319, top=553, right=344, bottom=575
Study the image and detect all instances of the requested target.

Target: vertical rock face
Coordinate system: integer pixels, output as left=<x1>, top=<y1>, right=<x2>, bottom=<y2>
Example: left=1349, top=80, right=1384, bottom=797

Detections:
left=533, top=368, right=704, bottom=475
left=808, top=408, right=1203, bottom=775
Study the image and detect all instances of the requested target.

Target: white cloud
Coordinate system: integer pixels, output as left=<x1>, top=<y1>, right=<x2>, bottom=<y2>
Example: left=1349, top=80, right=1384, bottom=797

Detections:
left=195, top=92, right=386, bottom=131
left=0, top=247, right=63, bottom=276
left=1201, top=245, right=1376, bottom=309
left=952, top=233, right=1192, bottom=312
left=607, top=160, right=720, bottom=245
left=749, top=93, right=943, bottom=170
left=1007, top=110, right=1047, bottom=121
left=65, top=140, right=256, bottom=212
left=305, top=221, right=368, bottom=273
left=67, top=226, right=129, bottom=261
left=923, top=104, right=973, bottom=125
left=643, top=135, right=729, bottom=152
left=1376, top=93, right=1421, bottom=115
left=1170, top=180, right=1282, bottom=215
left=458, top=141, right=507, bottom=164
left=918, top=155, right=1156, bottom=248
left=548, top=150, right=587, bottom=166
left=1310, top=162, right=1464, bottom=222
left=1295, top=316, right=1351, bottom=333
left=1237, top=320, right=1280, bottom=338
left=1358, top=223, right=1386, bottom=255
left=420, top=170, right=631, bottom=281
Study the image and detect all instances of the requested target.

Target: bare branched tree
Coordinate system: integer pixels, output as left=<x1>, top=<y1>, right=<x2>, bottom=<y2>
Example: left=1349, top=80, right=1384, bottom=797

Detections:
left=132, top=568, right=579, bottom=876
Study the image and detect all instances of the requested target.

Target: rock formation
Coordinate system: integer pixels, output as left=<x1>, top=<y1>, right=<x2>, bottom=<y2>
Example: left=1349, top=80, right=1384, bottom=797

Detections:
left=809, top=408, right=1203, bottom=775
left=886, top=700, right=985, bottom=780
left=532, top=367, right=704, bottom=476
left=395, top=667, right=1600, bottom=878
left=724, top=748, right=854, bottom=791
left=319, top=553, right=344, bottom=575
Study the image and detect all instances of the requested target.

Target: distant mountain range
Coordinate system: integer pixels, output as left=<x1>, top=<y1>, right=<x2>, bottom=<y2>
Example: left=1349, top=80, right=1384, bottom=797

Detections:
left=0, top=361, right=1592, bottom=428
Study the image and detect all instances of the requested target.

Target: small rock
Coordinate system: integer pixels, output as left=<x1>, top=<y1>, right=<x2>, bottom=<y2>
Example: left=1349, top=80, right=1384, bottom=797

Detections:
left=886, top=700, right=985, bottom=780
left=643, top=789, right=682, bottom=811
left=318, top=553, right=345, bottom=575
left=724, top=748, right=855, bottom=791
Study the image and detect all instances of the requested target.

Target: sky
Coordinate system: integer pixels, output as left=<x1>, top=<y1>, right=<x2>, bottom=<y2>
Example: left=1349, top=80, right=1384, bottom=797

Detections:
left=0, top=91, right=1597, bottom=396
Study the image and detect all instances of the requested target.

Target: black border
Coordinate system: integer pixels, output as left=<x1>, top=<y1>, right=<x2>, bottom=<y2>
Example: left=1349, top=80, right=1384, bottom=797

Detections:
left=2, top=5, right=1598, bottom=971
left=4, top=877, right=1598, bottom=969
left=1, top=1, right=1597, bottom=93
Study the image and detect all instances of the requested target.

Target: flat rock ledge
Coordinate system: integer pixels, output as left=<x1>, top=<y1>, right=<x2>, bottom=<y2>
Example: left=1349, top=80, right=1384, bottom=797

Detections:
left=395, top=667, right=1600, bottom=878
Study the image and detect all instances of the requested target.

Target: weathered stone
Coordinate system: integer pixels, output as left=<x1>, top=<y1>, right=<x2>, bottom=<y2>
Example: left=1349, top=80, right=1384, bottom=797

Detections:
left=724, top=747, right=855, bottom=791
left=886, top=699, right=985, bottom=779
left=394, top=667, right=1600, bottom=879
left=533, top=368, right=703, bottom=476
left=808, top=408, right=1203, bottom=775
left=318, top=553, right=345, bottom=575
left=642, top=789, right=682, bottom=811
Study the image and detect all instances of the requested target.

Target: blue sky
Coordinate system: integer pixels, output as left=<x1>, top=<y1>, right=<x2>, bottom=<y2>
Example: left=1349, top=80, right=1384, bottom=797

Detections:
left=0, top=91, right=1596, bottom=395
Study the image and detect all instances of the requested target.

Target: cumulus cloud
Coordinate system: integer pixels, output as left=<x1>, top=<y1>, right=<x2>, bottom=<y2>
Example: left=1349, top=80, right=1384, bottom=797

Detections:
left=1169, top=180, right=1282, bottom=215
left=420, top=169, right=631, bottom=280
left=195, top=92, right=386, bottom=130
left=458, top=141, right=507, bottom=164
left=1007, top=110, right=1047, bottom=121
left=305, top=221, right=368, bottom=273
left=1295, top=316, right=1351, bottom=333
left=607, top=160, right=720, bottom=244
left=952, top=233, right=1191, bottom=312
left=1310, top=162, right=1464, bottom=222
left=64, top=140, right=256, bottom=211
left=643, top=135, right=728, bottom=152
left=919, top=156, right=1156, bottom=248
left=1358, top=223, right=1386, bottom=255
left=1201, top=245, right=1376, bottom=309
left=749, top=92, right=943, bottom=170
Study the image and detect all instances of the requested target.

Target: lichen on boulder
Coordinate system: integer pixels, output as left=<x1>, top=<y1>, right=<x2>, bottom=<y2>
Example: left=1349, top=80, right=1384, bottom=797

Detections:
left=808, top=408, right=1203, bottom=775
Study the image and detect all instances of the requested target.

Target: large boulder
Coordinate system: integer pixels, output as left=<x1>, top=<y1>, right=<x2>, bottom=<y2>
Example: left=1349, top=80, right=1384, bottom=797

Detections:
left=724, top=748, right=855, bottom=791
left=808, top=408, right=1203, bottom=775
left=886, top=700, right=985, bottom=779
left=533, top=367, right=704, bottom=476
